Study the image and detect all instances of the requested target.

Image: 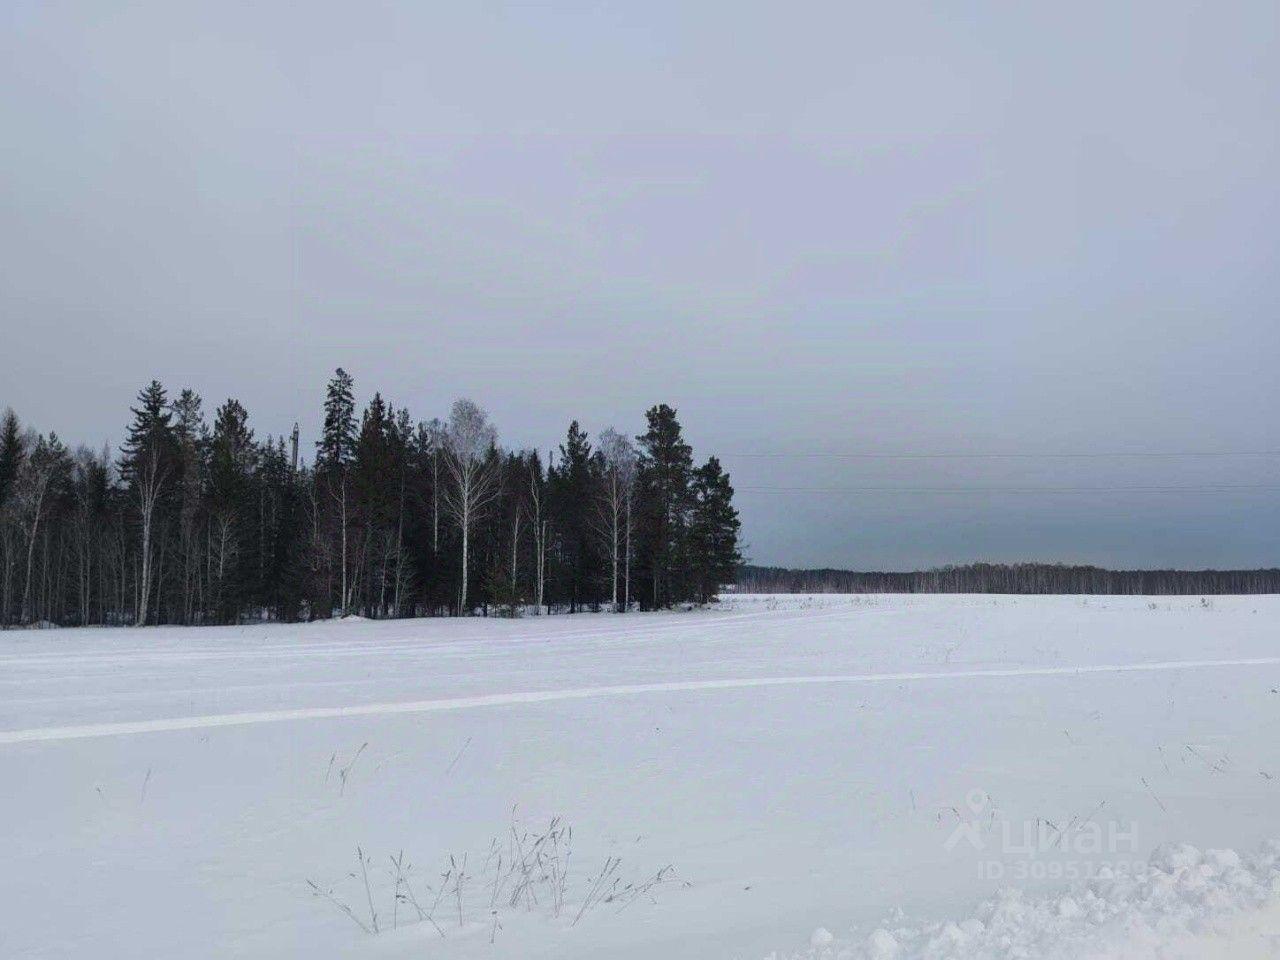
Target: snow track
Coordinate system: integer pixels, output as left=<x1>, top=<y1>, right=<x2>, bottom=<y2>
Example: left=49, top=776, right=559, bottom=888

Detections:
left=3, top=654, right=1277, bottom=745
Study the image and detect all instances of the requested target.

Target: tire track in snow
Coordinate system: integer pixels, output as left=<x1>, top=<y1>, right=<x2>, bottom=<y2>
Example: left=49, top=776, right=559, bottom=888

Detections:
left=0, top=605, right=852, bottom=669
left=3, top=655, right=1279, bottom=745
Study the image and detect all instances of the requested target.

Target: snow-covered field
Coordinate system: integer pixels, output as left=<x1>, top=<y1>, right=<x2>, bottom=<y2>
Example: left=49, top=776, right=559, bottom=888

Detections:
left=3, top=594, right=1280, bottom=959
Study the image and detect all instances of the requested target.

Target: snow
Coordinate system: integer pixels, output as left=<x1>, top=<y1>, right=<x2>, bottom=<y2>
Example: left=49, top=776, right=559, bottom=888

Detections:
left=2, top=594, right=1279, bottom=959
left=785, top=842, right=1280, bottom=959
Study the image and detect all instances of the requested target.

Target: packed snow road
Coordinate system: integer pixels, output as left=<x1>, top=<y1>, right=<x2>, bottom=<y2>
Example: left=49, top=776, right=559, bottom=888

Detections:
left=2, top=595, right=1279, bottom=959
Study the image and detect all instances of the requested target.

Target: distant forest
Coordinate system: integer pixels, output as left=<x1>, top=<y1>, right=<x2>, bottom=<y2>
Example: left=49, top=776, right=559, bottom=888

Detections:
left=737, top=563, right=1280, bottom=596
left=0, top=371, right=741, bottom=627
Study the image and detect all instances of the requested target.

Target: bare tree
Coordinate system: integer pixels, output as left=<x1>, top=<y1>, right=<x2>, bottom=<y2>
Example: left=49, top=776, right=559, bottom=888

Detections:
left=133, top=436, right=169, bottom=626
left=528, top=457, right=549, bottom=614
left=596, top=428, right=637, bottom=612
left=210, top=510, right=237, bottom=612
left=69, top=446, right=109, bottom=626
left=331, top=472, right=351, bottom=614
left=15, top=433, right=68, bottom=624
left=509, top=499, right=522, bottom=599
left=424, top=418, right=445, bottom=553
left=440, top=399, right=500, bottom=614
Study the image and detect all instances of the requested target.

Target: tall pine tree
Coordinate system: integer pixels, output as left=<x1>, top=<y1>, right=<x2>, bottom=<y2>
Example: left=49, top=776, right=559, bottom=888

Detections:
left=635, top=404, right=693, bottom=609
left=689, top=456, right=741, bottom=603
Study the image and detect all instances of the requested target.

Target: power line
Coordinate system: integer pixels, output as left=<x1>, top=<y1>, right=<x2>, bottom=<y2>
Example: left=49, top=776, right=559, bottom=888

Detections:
left=724, top=451, right=1280, bottom=461
left=737, top=484, right=1280, bottom=495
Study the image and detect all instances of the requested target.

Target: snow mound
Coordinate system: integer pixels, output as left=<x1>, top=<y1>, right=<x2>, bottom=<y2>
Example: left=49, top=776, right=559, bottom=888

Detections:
left=785, top=842, right=1280, bottom=960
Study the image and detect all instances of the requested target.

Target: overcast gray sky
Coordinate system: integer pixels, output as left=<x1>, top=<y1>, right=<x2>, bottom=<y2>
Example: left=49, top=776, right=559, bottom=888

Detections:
left=3, top=1, right=1278, bottom=569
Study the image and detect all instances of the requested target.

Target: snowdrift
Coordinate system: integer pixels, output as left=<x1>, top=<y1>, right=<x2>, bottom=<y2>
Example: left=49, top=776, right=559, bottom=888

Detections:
left=790, top=842, right=1280, bottom=960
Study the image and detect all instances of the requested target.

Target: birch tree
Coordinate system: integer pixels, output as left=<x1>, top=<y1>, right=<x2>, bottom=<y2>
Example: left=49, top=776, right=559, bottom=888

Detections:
left=440, top=399, right=499, bottom=614
left=132, top=435, right=168, bottom=625
left=424, top=418, right=445, bottom=554
left=121, top=382, right=175, bottom=626
left=527, top=450, right=548, bottom=614
left=15, top=432, right=68, bottom=623
left=596, top=428, right=637, bottom=612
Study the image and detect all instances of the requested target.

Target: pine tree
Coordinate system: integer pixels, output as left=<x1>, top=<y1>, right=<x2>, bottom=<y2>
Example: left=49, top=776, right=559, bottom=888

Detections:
left=689, top=456, right=741, bottom=603
left=635, top=404, right=693, bottom=609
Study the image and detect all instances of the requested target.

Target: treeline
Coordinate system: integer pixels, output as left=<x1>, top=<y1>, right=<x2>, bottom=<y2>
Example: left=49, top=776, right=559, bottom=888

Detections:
left=0, top=371, right=740, bottom=627
left=737, top=563, right=1280, bottom=595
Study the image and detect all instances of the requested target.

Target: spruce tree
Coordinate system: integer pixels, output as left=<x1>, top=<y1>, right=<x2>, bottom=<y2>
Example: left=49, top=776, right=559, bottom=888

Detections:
left=120, top=381, right=177, bottom=625
left=0, top=409, right=24, bottom=511
left=316, top=369, right=357, bottom=615
left=0, top=410, right=27, bottom=624
left=209, top=399, right=256, bottom=621
left=257, top=435, right=306, bottom=622
left=317, top=369, right=356, bottom=470
left=549, top=421, right=601, bottom=612
left=353, top=392, right=397, bottom=615
left=170, top=389, right=207, bottom=624
left=119, top=381, right=175, bottom=482
left=354, top=392, right=394, bottom=528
